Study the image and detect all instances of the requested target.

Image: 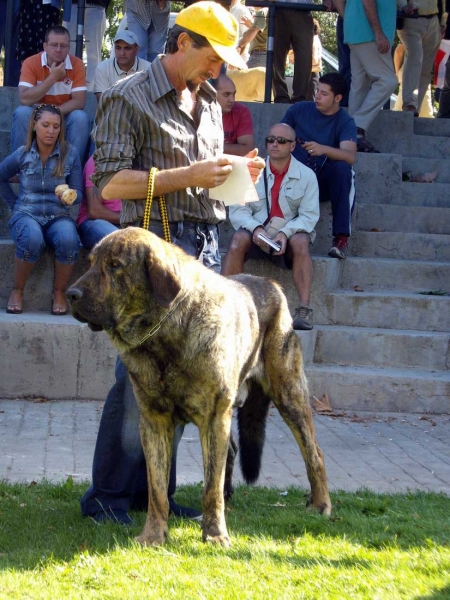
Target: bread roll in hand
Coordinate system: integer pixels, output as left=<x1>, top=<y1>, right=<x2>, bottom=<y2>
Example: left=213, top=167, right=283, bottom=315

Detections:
left=61, top=189, right=77, bottom=205
left=55, top=184, right=69, bottom=198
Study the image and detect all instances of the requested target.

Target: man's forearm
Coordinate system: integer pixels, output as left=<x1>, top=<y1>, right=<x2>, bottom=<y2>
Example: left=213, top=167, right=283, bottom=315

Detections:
left=58, top=97, right=85, bottom=115
left=239, top=27, right=259, bottom=48
left=19, top=80, right=56, bottom=106
left=362, top=0, right=384, bottom=35
left=322, top=144, right=356, bottom=165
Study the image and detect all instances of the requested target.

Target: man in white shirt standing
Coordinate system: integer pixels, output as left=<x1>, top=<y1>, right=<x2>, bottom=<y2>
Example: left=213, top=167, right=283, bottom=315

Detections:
left=93, top=30, right=152, bottom=100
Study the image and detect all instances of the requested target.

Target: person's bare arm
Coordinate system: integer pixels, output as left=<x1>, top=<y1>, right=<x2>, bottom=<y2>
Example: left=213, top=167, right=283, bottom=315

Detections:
left=58, top=90, right=86, bottom=115
left=302, top=139, right=357, bottom=166
left=18, top=62, right=67, bottom=106
left=238, top=26, right=260, bottom=50
left=331, top=0, right=346, bottom=18
left=85, top=186, right=121, bottom=223
left=224, top=133, right=255, bottom=157
left=102, top=152, right=265, bottom=200
left=362, top=0, right=390, bottom=53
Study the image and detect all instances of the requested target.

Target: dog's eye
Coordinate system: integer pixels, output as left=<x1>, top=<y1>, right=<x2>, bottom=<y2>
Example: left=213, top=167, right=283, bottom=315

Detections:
left=109, top=260, right=121, bottom=270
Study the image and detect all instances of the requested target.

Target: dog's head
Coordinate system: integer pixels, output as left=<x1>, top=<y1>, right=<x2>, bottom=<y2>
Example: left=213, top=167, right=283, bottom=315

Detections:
left=67, top=228, right=183, bottom=344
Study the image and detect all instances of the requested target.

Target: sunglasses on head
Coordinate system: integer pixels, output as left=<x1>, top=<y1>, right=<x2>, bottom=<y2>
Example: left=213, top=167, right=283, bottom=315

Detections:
left=265, top=136, right=295, bottom=145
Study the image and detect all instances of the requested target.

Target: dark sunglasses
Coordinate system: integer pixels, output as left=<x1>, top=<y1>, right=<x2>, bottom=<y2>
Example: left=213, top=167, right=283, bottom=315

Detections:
left=265, top=136, right=295, bottom=145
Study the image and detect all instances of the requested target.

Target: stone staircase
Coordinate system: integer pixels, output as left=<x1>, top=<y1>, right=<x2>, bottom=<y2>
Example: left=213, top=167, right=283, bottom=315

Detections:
left=0, top=89, right=448, bottom=412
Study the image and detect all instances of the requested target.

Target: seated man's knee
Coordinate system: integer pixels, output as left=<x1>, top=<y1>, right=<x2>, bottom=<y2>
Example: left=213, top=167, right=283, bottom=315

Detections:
left=228, top=228, right=252, bottom=254
left=288, top=232, right=311, bottom=256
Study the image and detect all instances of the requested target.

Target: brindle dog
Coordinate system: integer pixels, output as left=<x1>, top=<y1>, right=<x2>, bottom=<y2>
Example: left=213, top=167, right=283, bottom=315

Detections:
left=67, top=228, right=331, bottom=547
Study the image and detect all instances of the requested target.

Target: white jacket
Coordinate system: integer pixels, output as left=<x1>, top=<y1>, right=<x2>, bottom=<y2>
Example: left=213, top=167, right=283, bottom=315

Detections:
left=229, top=156, right=320, bottom=240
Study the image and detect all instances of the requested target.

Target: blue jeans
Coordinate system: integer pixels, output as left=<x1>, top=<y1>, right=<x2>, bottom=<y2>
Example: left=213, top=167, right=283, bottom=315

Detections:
left=11, top=106, right=90, bottom=163
left=78, top=219, right=119, bottom=250
left=317, top=160, right=356, bottom=237
left=9, top=212, right=80, bottom=263
left=126, top=11, right=169, bottom=62
left=337, top=16, right=351, bottom=108
left=81, top=221, right=221, bottom=517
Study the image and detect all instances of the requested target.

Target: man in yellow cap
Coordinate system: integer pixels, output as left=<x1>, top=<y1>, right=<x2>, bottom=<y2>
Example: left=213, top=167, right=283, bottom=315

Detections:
left=81, top=1, right=264, bottom=526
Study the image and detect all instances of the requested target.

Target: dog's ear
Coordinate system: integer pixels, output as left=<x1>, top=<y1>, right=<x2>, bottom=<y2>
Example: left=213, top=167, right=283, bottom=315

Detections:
left=145, top=247, right=182, bottom=308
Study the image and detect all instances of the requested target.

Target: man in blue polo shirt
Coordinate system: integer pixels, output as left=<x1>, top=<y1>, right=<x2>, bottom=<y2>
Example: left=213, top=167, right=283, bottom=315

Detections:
left=281, top=72, right=357, bottom=260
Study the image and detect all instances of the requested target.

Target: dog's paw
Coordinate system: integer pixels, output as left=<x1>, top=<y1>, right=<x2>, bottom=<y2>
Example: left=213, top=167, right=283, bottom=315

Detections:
left=203, top=532, right=231, bottom=548
left=305, top=493, right=332, bottom=516
left=135, top=531, right=167, bottom=547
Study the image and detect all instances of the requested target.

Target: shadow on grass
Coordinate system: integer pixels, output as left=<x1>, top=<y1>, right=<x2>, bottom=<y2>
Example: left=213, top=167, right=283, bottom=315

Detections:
left=416, top=586, right=450, bottom=599
left=0, top=481, right=449, bottom=572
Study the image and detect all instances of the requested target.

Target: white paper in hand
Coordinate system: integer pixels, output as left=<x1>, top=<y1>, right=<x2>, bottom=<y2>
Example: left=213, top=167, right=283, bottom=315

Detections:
left=209, top=154, right=259, bottom=206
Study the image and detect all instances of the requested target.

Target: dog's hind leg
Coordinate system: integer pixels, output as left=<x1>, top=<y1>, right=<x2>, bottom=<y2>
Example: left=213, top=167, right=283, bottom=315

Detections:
left=198, top=408, right=233, bottom=547
left=266, top=332, right=332, bottom=516
left=237, top=379, right=271, bottom=484
left=224, top=432, right=238, bottom=502
left=135, top=410, right=174, bottom=546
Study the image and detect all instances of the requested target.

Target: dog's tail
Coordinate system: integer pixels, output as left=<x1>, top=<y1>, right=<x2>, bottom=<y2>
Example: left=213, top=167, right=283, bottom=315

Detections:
left=237, top=379, right=271, bottom=484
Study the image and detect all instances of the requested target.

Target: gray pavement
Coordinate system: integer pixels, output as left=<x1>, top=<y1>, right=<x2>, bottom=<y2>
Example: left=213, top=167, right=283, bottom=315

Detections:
left=1, top=398, right=450, bottom=495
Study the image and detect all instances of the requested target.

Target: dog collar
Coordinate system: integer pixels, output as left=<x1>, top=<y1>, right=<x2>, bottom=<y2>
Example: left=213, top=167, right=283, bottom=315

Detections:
left=138, top=304, right=178, bottom=345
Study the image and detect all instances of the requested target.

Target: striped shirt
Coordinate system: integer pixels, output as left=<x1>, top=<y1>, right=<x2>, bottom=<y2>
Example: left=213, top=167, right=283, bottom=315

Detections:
left=126, top=0, right=171, bottom=31
left=92, top=56, right=225, bottom=225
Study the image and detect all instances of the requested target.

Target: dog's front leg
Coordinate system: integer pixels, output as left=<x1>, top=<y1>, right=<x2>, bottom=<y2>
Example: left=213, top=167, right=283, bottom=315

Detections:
left=199, top=410, right=233, bottom=548
left=135, top=411, right=174, bottom=546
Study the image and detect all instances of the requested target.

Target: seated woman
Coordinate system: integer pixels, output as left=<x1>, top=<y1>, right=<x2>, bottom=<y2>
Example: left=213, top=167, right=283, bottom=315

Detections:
left=77, top=155, right=121, bottom=250
left=0, top=104, right=82, bottom=315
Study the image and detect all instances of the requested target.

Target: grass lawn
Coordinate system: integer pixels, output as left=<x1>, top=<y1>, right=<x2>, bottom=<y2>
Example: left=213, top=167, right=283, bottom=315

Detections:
left=0, top=480, right=449, bottom=599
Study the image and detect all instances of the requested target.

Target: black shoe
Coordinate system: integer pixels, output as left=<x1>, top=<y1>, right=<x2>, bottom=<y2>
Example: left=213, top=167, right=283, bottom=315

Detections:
left=90, top=508, right=134, bottom=525
left=169, top=498, right=202, bottom=521
left=293, top=305, right=313, bottom=330
left=356, top=128, right=379, bottom=153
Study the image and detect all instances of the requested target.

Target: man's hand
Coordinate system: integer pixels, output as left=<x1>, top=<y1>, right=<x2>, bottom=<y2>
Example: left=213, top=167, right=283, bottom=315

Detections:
left=50, top=61, right=66, bottom=82
left=272, top=231, right=287, bottom=255
left=302, top=141, right=325, bottom=157
left=400, top=3, right=417, bottom=15
left=241, top=15, right=253, bottom=28
left=252, top=226, right=268, bottom=250
left=323, top=0, right=334, bottom=10
left=245, top=149, right=265, bottom=183
left=375, top=32, right=390, bottom=54
left=190, top=157, right=233, bottom=189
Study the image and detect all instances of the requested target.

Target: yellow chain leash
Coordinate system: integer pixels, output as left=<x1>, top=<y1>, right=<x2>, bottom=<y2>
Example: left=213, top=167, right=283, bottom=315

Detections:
left=142, top=167, right=171, bottom=244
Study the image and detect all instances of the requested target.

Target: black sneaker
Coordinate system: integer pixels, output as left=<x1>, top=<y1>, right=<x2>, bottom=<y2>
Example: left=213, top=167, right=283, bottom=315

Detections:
left=328, top=235, right=349, bottom=260
left=169, top=498, right=203, bottom=522
left=293, top=305, right=313, bottom=330
left=90, top=508, right=134, bottom=525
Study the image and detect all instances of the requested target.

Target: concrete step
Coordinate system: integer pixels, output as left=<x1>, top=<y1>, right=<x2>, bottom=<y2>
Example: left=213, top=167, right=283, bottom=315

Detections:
left=353, top=153, right=403, bottom=206
left=312, top=324, right=450, bottom=371
left=0, top=312, right=116, bottom=401
left=305, top=363, right=450, bottom=414
left=400, top=182, right=450, bottom=208
left=317, top=289, right=450, bottom=332
left=402, top=156, right=450, bottom=184
left=351, top=231, right=450, bottom=262
left=414, top=116, right=450, bottom=137
left=1, top=313, right=448, bottom=414
left=356, top=204, right=450, bottom=235
left=0, top=241, right=90, bottom=312
left=341, top=257, right=450, bottom=293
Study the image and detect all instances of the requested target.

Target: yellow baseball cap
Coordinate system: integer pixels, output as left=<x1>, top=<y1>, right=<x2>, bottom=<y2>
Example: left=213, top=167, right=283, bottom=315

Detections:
left=175, top=1, right=247, bottom=70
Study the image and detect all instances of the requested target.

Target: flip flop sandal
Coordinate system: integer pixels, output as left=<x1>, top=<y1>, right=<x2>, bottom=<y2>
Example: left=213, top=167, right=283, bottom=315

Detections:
left=6, top=303, right=23, bottom=314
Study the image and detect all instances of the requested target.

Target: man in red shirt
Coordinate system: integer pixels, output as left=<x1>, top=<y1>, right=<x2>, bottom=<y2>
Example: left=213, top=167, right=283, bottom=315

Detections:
left=11, top=25, right=90, bottom=162
left=213, top=74, right=254, bottom=156
left=221, top=123, right=320, bottom=331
